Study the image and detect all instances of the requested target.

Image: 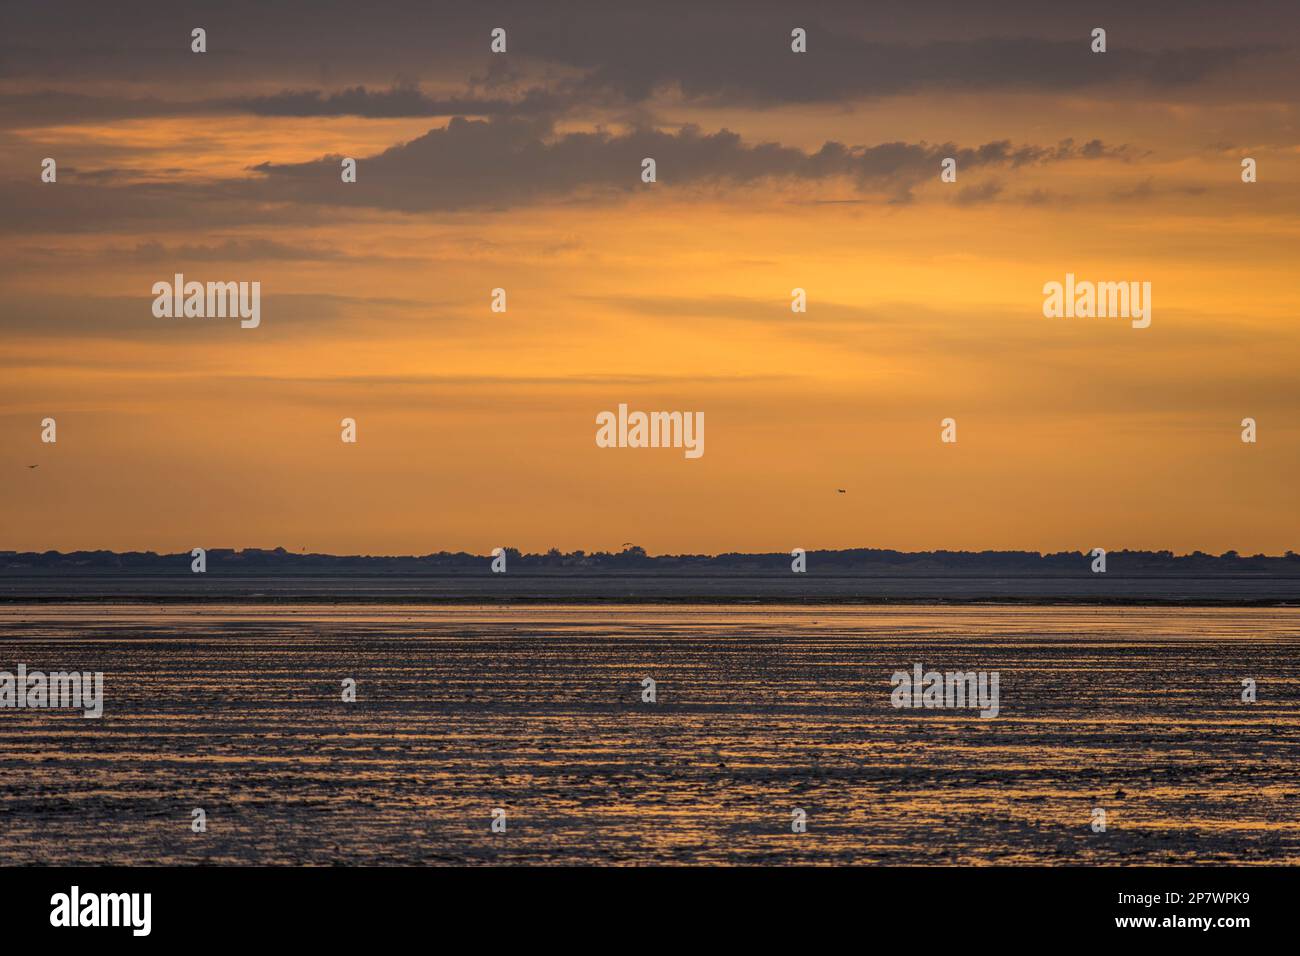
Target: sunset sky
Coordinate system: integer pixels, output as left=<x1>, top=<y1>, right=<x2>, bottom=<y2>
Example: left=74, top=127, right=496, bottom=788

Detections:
left=2, top=0, right=1297, bottom=555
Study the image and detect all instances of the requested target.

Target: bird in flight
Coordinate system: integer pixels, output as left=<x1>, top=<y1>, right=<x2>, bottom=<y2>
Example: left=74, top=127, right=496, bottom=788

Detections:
left=27, top=464, right=39, bottom=469
left=836, top=488, right=846, bottom=494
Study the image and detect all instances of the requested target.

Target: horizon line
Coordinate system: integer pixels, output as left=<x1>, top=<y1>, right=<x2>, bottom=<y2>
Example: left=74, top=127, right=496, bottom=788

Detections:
left=5, top=546, right=1298, bottom=561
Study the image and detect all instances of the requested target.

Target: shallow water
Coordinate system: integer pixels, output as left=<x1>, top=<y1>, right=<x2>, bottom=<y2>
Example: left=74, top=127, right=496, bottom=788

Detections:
left=1, top=604, right=1297, bottom=865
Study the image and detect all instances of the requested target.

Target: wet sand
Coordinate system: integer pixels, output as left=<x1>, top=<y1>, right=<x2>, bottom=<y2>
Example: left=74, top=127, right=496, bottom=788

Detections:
left=1, top=603, right=1298, bottom=865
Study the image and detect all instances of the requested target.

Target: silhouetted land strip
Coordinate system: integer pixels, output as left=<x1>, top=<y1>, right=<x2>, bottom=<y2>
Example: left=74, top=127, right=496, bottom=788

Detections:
left=3, top=547, right=1299, bottom=604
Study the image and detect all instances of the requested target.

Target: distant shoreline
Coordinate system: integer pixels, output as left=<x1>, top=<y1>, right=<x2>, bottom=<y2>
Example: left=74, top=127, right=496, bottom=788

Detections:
left=6, top=548, right=1299, bottom=606
left=6, top=546, right=1298, bottom=572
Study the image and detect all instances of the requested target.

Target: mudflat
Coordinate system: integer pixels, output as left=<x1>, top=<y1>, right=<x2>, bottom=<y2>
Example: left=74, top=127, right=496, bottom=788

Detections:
left=1, top=603, right=1296, bottom=865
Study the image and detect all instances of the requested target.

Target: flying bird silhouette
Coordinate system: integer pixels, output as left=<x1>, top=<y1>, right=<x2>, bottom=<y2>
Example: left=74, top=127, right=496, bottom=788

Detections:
left=27, top=464, right=39, bottom=469
left=836, top=488, right=846, bottom=494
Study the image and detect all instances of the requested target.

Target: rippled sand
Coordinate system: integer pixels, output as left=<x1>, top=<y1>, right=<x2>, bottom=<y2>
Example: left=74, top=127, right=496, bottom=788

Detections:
left=1, top=604, right=1297, bottom=865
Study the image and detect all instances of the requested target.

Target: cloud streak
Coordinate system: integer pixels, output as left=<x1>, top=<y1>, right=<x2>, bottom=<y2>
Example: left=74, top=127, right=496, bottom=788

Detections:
left=248, top=118, right=1128, bottom=211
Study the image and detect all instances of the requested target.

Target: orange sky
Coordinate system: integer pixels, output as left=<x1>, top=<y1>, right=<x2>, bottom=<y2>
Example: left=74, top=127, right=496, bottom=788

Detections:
left=2, top=1, right=1297, bottom=554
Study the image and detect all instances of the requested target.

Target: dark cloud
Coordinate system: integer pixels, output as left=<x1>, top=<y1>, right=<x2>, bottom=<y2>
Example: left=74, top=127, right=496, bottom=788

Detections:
left=0, top=111, right=1130, bottom=234
left=0, top=84, right=572, bottom=128
left=0, top=35, right=1280, bottom=130
left=233, top=85, right=568, bottom=119
left=546, top=29, right=1274, bottom=107
left=0, top=1, right=1290, bottom=130
left=248, top=117, right=1127, bottom=212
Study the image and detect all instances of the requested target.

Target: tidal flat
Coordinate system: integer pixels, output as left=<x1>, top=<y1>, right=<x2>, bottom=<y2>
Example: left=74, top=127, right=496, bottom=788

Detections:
left=1, top=604, right=1297, bottom=865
